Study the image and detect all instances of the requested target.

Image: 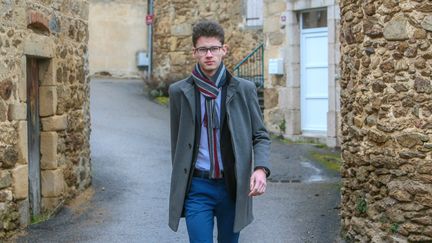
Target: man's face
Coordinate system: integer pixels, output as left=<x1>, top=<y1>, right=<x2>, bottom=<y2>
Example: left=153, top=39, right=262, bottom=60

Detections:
left=193, top=36, right=227, bottom=77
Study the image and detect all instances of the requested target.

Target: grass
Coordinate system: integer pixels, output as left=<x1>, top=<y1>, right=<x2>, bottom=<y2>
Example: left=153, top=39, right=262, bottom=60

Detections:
left=271, top=135, right=295, bottom=144
left=314, top=143, right=328, bottom=149
left=271, top=134, right=341, bottom=172
left=154, top=96, right=169, bottom=106
left=271, top=134, right=321, bottom=145
left=310, top=150, right=341, bottom=172
left=31, top=213, right=51, bottom=224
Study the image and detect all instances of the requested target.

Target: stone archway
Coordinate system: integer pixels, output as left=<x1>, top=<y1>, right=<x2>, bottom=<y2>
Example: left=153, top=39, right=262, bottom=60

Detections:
left=24, top=12, right=64, bottom=219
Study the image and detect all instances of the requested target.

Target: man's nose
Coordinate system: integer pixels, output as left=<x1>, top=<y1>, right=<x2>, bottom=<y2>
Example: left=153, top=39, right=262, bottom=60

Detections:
left=205, top=49, right=214, bottom=57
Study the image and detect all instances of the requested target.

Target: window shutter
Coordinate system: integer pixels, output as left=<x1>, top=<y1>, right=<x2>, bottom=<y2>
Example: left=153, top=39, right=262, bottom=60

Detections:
left=246, top=0, right=263, bottom=27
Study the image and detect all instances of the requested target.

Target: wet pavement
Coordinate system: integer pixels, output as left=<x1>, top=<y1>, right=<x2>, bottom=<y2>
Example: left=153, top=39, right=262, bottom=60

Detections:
left=13, top=78, right=341, bottom=243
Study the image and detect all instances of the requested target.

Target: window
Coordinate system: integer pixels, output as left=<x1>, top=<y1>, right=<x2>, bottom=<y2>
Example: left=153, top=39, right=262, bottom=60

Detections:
left=246, top=0, right=263, bottom=27
left=301, top=10, right=327, bottom=29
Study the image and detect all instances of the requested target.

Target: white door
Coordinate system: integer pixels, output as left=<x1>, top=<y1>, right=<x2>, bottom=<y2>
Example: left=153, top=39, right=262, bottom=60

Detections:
left=300, top=11, right=328, bottom=134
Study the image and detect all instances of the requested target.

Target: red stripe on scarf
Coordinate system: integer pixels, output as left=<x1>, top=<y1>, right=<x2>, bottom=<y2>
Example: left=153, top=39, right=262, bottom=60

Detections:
left=192, top=70, right=215, bottom=86
left=198, top=87, right=217, bottom=99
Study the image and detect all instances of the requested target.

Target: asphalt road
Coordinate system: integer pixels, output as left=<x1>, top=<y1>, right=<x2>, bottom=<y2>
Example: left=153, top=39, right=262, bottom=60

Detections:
left=14, top=78, right=341, bottom=243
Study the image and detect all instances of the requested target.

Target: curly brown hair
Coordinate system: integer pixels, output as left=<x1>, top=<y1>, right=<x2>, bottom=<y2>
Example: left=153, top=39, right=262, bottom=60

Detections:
left=192, top=20, right=225, bottom=47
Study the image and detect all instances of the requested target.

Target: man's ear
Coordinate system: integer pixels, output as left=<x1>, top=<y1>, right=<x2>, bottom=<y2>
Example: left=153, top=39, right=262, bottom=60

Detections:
left=222, top=44, right=229, bottom=55
left=192, top=48, right=196, bottom=58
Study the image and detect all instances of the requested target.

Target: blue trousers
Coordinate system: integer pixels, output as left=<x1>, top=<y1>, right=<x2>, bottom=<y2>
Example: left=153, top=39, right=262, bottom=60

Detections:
left=184, top=177, right=240, bottom=243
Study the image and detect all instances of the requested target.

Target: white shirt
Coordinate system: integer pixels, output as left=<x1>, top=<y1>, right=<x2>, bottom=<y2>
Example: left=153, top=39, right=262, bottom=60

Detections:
left=195, top=92, right=224, bottom=172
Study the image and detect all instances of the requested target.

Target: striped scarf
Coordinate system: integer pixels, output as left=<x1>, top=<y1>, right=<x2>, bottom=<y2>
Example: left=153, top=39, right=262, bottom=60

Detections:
left=191, top=63, right=226, bottom=179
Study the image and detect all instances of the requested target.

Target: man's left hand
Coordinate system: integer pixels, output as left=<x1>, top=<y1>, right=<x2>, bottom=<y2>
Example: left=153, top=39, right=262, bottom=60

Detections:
left=249, top=169, right=267, bottom=197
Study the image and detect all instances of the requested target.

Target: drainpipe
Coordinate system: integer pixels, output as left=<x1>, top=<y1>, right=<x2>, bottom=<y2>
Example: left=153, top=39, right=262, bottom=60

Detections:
left=147, top=0, right=154, bottom=81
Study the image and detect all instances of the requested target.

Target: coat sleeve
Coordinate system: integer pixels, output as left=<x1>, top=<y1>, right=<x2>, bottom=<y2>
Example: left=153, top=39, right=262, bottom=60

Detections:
left=248, top=85, right=271, bottom=176
left=169, top=85, right=180, bottom=165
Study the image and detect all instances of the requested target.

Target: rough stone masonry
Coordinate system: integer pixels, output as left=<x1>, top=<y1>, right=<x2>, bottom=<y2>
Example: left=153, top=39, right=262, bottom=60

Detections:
left=340, top=0, right=432, bottom=242
left=0, top=0, right=91, bottom=238
left=153, top=0, right=263, bottom=84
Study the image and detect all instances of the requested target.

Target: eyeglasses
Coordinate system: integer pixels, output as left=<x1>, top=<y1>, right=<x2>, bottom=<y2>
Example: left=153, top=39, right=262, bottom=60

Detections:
left=194, top=46, right=223, bottom=56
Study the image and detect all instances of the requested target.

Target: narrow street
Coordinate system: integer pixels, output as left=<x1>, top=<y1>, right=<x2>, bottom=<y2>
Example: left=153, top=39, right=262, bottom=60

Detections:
left=15, top=79, right=341, bottom=243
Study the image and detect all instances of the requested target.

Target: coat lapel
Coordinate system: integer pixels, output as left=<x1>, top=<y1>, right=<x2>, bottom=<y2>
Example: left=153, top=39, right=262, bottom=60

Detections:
left=180, top=77, right=196, bottom=122
left=226, top=75, right=239, bottom=106
left=221, top=73, right=238, bottom=128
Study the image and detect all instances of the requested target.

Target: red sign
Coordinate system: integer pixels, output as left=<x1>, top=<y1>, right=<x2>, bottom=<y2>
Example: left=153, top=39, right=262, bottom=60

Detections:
left=146, top=14, right=154, bottom=25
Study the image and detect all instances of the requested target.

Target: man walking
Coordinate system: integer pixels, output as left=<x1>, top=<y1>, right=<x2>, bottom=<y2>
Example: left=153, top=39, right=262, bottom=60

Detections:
left=168, top=20, right=271, bottom=243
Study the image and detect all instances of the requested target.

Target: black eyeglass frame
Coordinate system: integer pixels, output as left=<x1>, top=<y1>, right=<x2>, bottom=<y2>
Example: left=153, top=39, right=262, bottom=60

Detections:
left=193, top=46, right=223, bottom=56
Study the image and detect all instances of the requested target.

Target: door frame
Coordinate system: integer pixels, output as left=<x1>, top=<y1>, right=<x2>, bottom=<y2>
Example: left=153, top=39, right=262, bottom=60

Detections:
left=300, top=10, right=329, bottom=135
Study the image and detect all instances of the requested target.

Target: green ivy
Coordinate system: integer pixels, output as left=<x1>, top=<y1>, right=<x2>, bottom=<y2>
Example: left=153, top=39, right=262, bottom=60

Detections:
left=390, top=223, right=399, bottom=233
left=356, top=198, right=367, bottom=214
left=278, top=118, right=286, bottom=134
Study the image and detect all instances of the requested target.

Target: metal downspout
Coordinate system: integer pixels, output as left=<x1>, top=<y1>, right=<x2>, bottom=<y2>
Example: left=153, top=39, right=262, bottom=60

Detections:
left=148, top=0, right=154, bottom=80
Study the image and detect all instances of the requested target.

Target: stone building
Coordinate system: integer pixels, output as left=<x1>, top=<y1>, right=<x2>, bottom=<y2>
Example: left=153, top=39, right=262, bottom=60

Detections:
left=89, top=0, right=148, bottom=78
left=263, top=0, right=341, bottom=147
left=152, top=0, right=263, bottom=84
left=340, top=0, right=432, bottom=241
left=0, top=0, right=91, bottom=238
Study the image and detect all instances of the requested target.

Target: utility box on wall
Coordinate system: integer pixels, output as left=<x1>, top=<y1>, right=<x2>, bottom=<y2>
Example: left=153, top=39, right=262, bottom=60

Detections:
left=136, top=51, right=149, bottom=68
left=268, top=58, right=284, bottom=75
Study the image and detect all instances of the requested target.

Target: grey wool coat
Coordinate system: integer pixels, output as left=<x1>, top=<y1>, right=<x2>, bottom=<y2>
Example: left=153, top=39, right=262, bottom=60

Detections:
left=168, top=73, right=271, bottom=233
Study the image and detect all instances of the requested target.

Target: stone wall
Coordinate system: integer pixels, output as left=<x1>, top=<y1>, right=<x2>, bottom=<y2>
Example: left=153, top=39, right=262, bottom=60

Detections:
left=89, top=0, right=147, bottom=78
left=262, top=0, right=288, bottom=136
left=340, top=1, right=432, bottom=241
left=153, top=0, right=263, bottom=84
left=0, top=0, right=91, bottom=238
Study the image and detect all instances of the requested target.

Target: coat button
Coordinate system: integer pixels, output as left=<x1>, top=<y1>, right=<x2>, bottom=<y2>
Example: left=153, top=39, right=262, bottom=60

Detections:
left=188, top=143, right=192, bottom=149
left=184, top=168, right=187, bottom=174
